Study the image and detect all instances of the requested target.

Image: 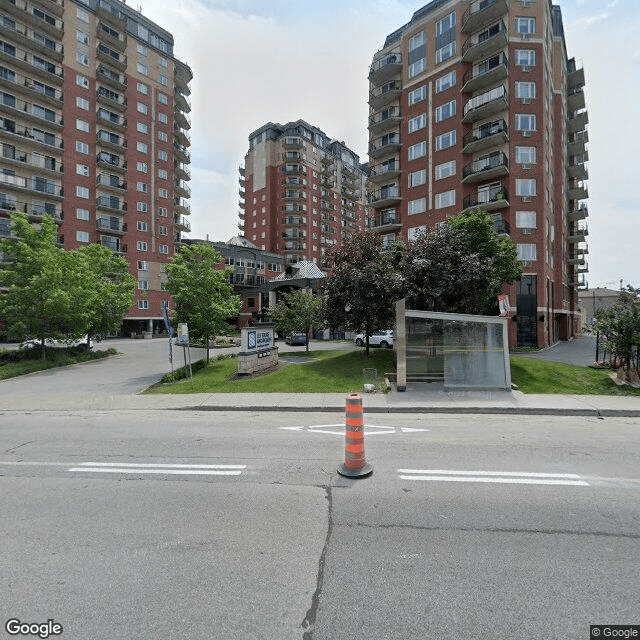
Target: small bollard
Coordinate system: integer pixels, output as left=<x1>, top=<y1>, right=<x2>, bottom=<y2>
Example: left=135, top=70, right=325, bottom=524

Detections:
left=338, top=392, right=373, bottom=478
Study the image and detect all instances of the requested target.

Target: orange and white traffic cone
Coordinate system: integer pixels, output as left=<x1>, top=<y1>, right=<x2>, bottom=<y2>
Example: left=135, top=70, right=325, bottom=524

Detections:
left=338, top=392, right=373, bottom=478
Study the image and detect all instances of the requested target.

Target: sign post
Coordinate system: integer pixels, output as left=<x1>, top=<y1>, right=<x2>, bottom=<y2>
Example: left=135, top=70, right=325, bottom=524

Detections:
left=161, top=302, right=174, bottom=380
left=177, top=322, right=192, bottom=380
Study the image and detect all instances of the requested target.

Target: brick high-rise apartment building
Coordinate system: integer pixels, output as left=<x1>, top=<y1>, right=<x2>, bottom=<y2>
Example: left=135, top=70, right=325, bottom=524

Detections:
left=0, top=0, right=192, bottom=335
left=239, top=120, right=370, bottom=265
left=368, top=0, right=588, bottom=348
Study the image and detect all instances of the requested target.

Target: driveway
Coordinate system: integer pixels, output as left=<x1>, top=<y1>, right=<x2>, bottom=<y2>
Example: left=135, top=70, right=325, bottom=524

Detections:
left=514, top=334, right=597, bottom=367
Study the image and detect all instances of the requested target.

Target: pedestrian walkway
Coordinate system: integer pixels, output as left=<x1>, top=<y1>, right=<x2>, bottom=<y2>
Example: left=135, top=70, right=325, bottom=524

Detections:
left=2, top=335, right=640, bottom=417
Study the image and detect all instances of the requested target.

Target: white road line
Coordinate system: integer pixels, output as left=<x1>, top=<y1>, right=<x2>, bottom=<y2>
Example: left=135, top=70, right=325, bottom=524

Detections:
left=77, top=462, right=246, bottom=469
left=68, top=468, right=243, bottom=476
left=398, top=469, right=590, bottom=487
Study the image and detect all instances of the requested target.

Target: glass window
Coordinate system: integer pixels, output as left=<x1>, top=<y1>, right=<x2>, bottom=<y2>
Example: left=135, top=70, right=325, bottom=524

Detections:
left=76, top=230, right=90, bottom=242
left=137, top=43, right=148, bottom=56
left=137, top=63, right=148, bottom=76
left=515, top=114, right=536, bottom=132
left=435, top=160, right=456, bottom=180
left=515, top=17, right=536, bottom=34
left=408, top=141, right=426, bottom=160
left=408, top=169, right=426, bottom=187
left=137, top=182, right=147, bottom=192
left=408, top=86, right=427, bottom=106
left=76, top=186, right=89, bottom=199
left=516, top=179, right=536, bottom=196
left=408, top=113, right=426, bottom=133
left=137, top=82, right=148, bottom=94
left=158, top=113, right=168, bottom=124
left=158, top=93, right=169, bottom=105
left=137, top=202, right=148, bottom=212
left=515, top=81, right=536, bottom=99
left=408, top=197, right=426, bottom=215
left=517, top=243, right=537, bottom=261
left=76, top=141, right=89, bottom=154
left=435, top=189, right=455, bottom=209
left=435, top=129, right=456, bottom=151
left=76, top=163, right=89, bottom=176
left=515, top=146, right=536, bottom=164
left=436, top=42, right=456, bottom=64
left=408, top=59, right=426, bottom=79
left=516, top=211, right=537, bottom=229
left=137, top=221, right=148, bottom=231
left=77, top=8, right=89, bottom=21
left=435, top=70, right=456, bottom=93
left=137, top=162, right=148, bottom=173
left=515, top=49, right=536, bottom=67
left=137, top=142, right=148, bottom=153
left=76, top=51, right=89, bottom=66
left=137, top=102, right=148, bottom=114
left=76, top=74, right=89, bottom=89
left=158, top=150, right=168, bottom=161
left=137, top=241, right=148, bottom=251
left=76, top=119, right=89, bottom=132
left=158, top=188, right=168, bottom=198
left=76, top=96, right=89, bottom=110
left=137, top=122, right=148, bottom=133
left=435, top=100, right=456, bottom=122
left=408, top=225, right=427, bottom=241
left=76, top=208, right=90, bottom=220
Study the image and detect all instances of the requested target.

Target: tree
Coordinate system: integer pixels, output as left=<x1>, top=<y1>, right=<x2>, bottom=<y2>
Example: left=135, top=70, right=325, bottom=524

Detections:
left=269, top=289, right=325, bottom=353
left=324, top=230, right=403, bottom=355
left=403, top=210, right=522, bottom=315
left=595, top=286, right=640, bottom=373
left=0, top=213, right=137, bottom=357
left=164, top=243, right=241, bottom=363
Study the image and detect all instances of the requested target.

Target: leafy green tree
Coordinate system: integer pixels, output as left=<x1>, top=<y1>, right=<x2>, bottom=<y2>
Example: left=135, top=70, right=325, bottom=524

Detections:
left=403, top=210, right=522, bottom=315
left=164, top=243, right=241, bottom=363
left=324, top=230, right=403, bottom=355
left=595, top=286, right=640, bottom=372
left=269, top=289, right=325, bottom=353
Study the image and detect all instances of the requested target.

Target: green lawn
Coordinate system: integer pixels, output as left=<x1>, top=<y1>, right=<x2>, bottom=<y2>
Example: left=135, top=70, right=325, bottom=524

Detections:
left=510, top=356, right=640, bottom=396
left=0, top=346, right=118, bottom=380
left=146, top=349, right=396, bottom=394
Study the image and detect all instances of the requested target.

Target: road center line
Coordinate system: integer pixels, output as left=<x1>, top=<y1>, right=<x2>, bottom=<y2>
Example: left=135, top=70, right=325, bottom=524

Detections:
left=77, top=462, right=246, bottom=469
left=398, top=475, right=589, bottom=486
left=398, top=470, right=583, bottom=479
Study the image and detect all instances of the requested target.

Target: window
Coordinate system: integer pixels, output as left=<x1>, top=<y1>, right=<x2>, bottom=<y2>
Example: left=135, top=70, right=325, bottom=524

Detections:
left=408, top=31, right=426, bottom=79
left=76, top=163, right=89, bottom=176
left=137, top=122, right=148, bottom=134
left=138, top=300, right=149, bottom=310
left=435, top=100, right=456, bottom=122
left=137, top=82, right=148, bottom=94
left=76, top=51, right=89, bottom=67
left=138, top=260, right=149, bottom=270
left=159, top=225, right=168, bottom=235
left=159, top=245, right=169, bottom=254
left=515, top=81, right=536, bottom=100
left=137, top=162, right=148, bottom=173
left=435, top=12, right=456, bottom=64
left=408, top=141, right=426, bottom=161
left=517, top=243, right=537, bottom=261
left=158, top=93, right=169, bottom=105
left=77, top=7, right=89, bottom=21
left=137, top=182, right=147, bottom=192
left=515, top=146, right=536, bottom=164
left=76, top=208, right=89, bottom=221
left=159, top=207, right=168, bottom=217
left=436, top=42, right=456, bottom=64
left=435, top=189, right=455, bottom=209
left=408, top=225, right=427, bottom=241
left=408, top=197, right=426, bottom=215
left=137, top=241, right=148, bottom=251
left=515, top=17, right=535, bottom=35
left=136, top=142, right=148, bottom=153
left=76, top=230, right=90, bottom=243
left=76, top=74, right=89, bottom=89
left=158, top=131, right=168, bottom=142
left=515, top=114, right=536, bottom=132
left=158, top=150, right=168, bottom=161
left=137, top=221, right=148, bottom=231
left=137, top=63, right=148, bottom=76
left=408, top=169, right=426, bottom=187
left=138, top=280, right=149, bottom=290
left=159, top=57, right=168, bottom=68
left=76, top=30, right=89, bottom=45
left=408, top=113, right=426, bottom=133
left=159, top=75, right=168, bottom=86
left=516, top=178, right=536, bottom=197
left=76, top=186, right=89, bottom=199
left=435, top=129, right=456, bottom=151
left=158, top=169, right=168, bottom=179
left=158, top=188, right=168, bottom=198
left=408, top=85, right=427, bottom=106
left=76, top=141, right=89, bottom=154
left=515, top=49, right=536, bottom=67
left=435, top=70, right=456, bottom=93
left=76, top=96, right=89, bottom=110
left=137, top=202, right=148, bottom=212
left=137, top=43, right=148, bottom=56
left=516, top=211, right=537, bottom=230
left=435, top=160, right=456, bottom=180
left=76, top=118, right=89, bottom=132
left=158, top=113, right=168, bottom=124
left=137, top=102, right=148, bottom=114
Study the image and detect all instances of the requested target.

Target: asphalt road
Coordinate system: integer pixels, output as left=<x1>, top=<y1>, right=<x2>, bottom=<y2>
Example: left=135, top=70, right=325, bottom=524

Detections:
left=1, top=409, right=639, bottom=639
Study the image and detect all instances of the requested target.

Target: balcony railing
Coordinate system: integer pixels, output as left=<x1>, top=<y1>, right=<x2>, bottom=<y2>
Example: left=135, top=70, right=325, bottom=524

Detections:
left=369, top=51, right=402, bottom=84
left=462, top=52, right=508, bottom=93
left=462, top=119, right=508, bottom=155
left=462, top=152, right=509, bottom=183
left=462, top=85, right=508, bottom=123
left=462, top=20, right=508, bottom=62
left=462, top=186, right=509, bottom=212
left=461, top=0, right=508, bottom=34
left=96, top=217, right=127, bottom=233
left=369, top=80, right=402, bottom=109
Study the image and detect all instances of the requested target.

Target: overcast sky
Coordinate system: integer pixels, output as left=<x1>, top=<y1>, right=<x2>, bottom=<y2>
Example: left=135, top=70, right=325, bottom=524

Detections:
left=135, top=0, right=639, bottom=290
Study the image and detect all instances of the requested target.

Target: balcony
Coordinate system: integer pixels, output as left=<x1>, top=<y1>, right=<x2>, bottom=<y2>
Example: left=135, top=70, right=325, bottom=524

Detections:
left=567, top=183, right=588, bottom=201
left=369, top=186, right=400, bottom=209
left=368, top=106, right=402, bottom=135
left=32, top=0, right=64, bottom=17
left=461, top=0, right=508, bottom=34
left=462, top=85, right=508, bottom=123
left=370, top=209, right=401, bottom=232
left=174, top=197, right=191, bottom=215
left=176, top=181, right=191, bottom=199
left=369, top=80, right=402, bottom=110
left=23, top=4, right=64, bottom=38
left=97, top=87, right=127, bottom=112
left=462, top=53, right=508, bottom=93
left=99, top=236, right=127, bottom=253
left=96, top=195, right=126, bottom=213
left=462, top=119, right=508, bottom=155
left=172, top=216, right=191, bottom=233
left=97, top=152, right=126, bottom=173
left=96, top=217, right=127, bottom=234
left=0, top=93, right=63, bottom=129
left=369, top=134, right=401, bottom=160
left=567, top=59, right=585, bottom=91
left=281, top=165, right=305, bottom=175
left=0, top=16, right=65, bottom=62
left=568, top=204, right=588, bottom=222
left=462, top=21, right=508, bottom=62
left=284, top=191, right=306, bottom=201
left=174, top=126, right=191, bottom=147
left=1, top=142, right=63, bottom=174
left=568, top=225, right=588, bottom=243
left=283, top=136, right=303, bottom=149
left=97, top=130, right=126, bottom=151
left=568, top=162, right=588, bottom=181
left=568, top=110, right=589, bottom=135
left=97, top=43, right=127, bottom=71
left=96, top=173, right=126, bottom=191
left=98, top=22, right=127, bottom=52
left=567, top=130, right=588, bottom=157
left=174, top=60, right=193, bottom=92
left=462, top=186, right=509, bottom=213
left=462, top=152, right=509, bottom=184
left=369, top=51, right=402, bottom=84
left=97, top=108, right=126, bottom=131
left=1, top=199, right=61, bottom=222
left=97, top=66, right=127, bottom=91
left=174, top=144, right=190, bottom=163
left=567, top=88, right=585, bottom=112
left=283, top=216, right=305, bottom=226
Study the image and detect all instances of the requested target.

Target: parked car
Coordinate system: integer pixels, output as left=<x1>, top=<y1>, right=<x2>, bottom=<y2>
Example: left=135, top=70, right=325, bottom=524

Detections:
left=354, top=330, right=394, bottom=348
left=285, top=332, right=308, bottom=346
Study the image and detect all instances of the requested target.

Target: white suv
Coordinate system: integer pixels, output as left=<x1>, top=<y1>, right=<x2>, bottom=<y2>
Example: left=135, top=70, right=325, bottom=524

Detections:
left=354, top=330, right=394, bottom=349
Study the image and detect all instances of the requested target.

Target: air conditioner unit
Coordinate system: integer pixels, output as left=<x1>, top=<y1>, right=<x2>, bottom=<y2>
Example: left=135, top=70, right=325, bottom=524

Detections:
left=521, top=98, right=531, bottom=104
left=521, top=228, right=533, bottom=235
left=520, top=33, right=531, bottom=40
left=521, top=164, right=531, bottom=170
left=522, top=66, right=531, bottom=72
left=522, top=131, right=533, bottom=137
left=522, top=196, right=532, bottom=202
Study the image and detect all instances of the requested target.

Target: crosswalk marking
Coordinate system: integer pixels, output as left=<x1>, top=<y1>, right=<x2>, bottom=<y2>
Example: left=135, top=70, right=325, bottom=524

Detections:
left=398, top=469, right=589, bottom=487
left=69, top=462, right=247, bottom=476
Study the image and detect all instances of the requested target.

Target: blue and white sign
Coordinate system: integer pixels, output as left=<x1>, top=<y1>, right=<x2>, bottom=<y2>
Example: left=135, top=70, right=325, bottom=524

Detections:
left=242, top=326, right=274, bottom=351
